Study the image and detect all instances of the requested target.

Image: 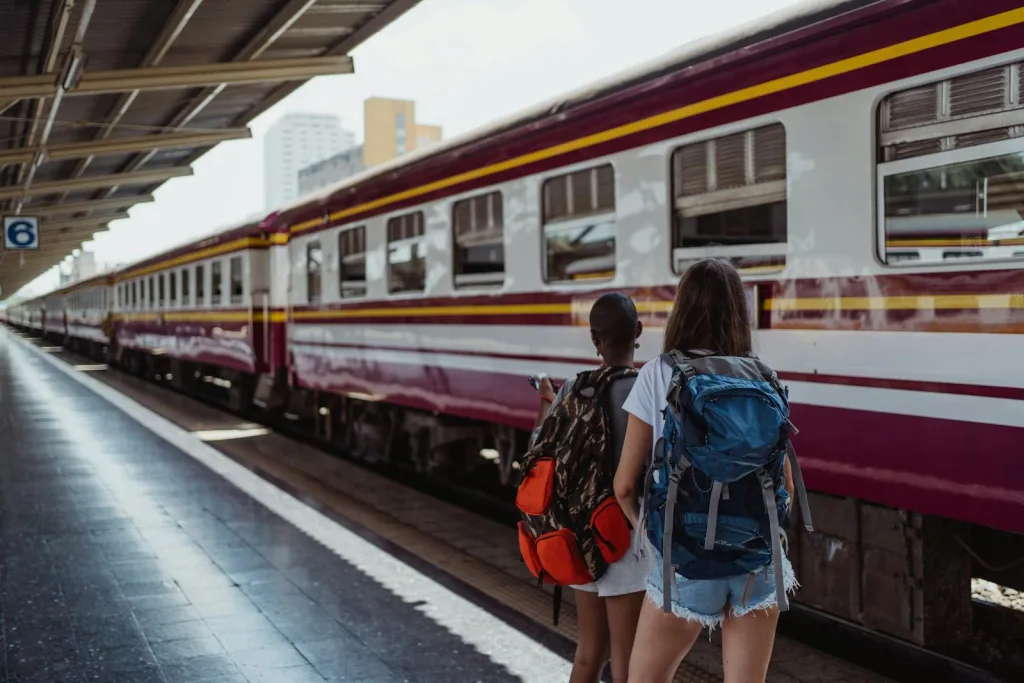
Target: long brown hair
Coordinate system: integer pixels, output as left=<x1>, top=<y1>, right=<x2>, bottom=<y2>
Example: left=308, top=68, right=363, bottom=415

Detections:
left=662, top=258, right=752, bottom=356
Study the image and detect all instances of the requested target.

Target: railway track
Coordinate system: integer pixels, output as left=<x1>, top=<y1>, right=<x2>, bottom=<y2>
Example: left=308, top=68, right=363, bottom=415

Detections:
left=14, top=328, right=1018, bottom=683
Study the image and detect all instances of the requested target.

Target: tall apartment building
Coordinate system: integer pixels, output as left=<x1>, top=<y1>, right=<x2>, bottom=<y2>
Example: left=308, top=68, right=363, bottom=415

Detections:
left=263, top=113, right=355, bottom=211
left=297, top=98, right=443, bottom=197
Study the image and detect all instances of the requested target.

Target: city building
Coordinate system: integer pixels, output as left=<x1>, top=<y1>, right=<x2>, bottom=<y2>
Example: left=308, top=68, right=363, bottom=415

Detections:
left=298, top=145, right=365, bottom=197
left=295, top=97, right=443, bottom=197
left=58, top=250, right=97, bottom=286
left=263, top=113, right=355, bottom=210
left=363, top=97, right=442, bottom=167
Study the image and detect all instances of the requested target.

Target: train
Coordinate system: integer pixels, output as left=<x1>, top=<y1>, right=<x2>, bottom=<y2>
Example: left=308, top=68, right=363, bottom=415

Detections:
left=6, top=0, right=1024, bottom=658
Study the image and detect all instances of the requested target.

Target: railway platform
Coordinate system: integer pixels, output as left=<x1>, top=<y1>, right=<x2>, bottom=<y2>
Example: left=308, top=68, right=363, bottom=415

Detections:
left=0, top=330, right=574, bottom=683
left=0, top=325, right=898, bottom=683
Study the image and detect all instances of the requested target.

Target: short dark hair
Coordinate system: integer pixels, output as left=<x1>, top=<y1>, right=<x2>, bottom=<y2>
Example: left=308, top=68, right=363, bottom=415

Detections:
left=663, top=259, right=751, bottom=356
left=589, top=292, right=639, bottom=356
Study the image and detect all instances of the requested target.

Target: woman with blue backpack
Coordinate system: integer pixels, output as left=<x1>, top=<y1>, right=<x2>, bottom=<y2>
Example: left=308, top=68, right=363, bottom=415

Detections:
left=613, top=258, right=810, bottom=683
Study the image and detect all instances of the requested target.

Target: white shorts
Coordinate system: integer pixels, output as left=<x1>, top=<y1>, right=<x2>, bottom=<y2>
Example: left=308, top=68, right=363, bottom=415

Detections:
left=574, top=531, right=651, bottom=598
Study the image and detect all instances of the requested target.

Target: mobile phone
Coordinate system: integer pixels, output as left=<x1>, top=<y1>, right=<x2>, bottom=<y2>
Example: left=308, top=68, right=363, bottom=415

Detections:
left=528, top=373, right=548, bottom=391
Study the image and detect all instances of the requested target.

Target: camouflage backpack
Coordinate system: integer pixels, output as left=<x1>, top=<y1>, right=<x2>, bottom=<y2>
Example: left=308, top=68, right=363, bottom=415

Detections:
left=516, top=366, right=637, bottom=608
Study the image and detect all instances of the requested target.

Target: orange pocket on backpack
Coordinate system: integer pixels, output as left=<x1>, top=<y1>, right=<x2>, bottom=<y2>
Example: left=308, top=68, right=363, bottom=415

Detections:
left=515, top=457, right=555, bottom=516
left=517, top=522, right=545, bottom=580
left=535, top=529, right=593, bottom=586
left=590, top=497, right=631, bottom=564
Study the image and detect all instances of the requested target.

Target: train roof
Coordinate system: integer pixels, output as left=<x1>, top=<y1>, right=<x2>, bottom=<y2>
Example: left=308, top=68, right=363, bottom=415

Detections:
left=275, top=0, right=880, bottom=224
left=115, top=214, right=272, bottom=280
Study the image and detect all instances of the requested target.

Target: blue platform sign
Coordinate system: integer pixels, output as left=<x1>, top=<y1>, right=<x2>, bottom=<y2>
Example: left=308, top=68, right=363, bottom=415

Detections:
left=4, top=216, right=39, bottom=250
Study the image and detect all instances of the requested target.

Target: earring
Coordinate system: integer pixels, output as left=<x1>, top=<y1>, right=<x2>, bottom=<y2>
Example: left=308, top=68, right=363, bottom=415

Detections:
left=635, top=342, right=640, bottom=349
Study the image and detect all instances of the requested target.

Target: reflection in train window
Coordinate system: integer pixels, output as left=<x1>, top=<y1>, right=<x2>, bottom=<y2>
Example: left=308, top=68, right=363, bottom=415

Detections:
left=453, top=191, right=504, bottom=288
left=542, top=165, right=616, bottom=282
left=387, top=211, right=426, bottom=294
left=879, top=61, right=1024, bottom=265
left=338, top=226, right=366, bottom=298
left=881, top=151, right=1024, bottom=265
left=670, top=123, right=787, bottom=275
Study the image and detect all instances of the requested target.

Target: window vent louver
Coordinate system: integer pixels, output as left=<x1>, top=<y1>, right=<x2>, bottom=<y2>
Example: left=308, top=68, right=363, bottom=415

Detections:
left=882, top=62, right=1024, bottom=159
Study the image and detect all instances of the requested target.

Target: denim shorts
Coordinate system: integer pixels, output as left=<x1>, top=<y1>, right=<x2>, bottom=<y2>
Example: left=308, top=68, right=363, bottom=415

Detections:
left=645, top=547, right=798, bottom=630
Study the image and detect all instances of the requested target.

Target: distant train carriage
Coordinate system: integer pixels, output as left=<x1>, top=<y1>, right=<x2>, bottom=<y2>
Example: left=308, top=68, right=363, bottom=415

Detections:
left=108, top=218, right=284, bottom=410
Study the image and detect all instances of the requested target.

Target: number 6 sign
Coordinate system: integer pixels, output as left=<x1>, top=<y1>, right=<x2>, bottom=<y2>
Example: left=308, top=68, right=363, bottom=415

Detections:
left=4, top=216, right=39, bottom=250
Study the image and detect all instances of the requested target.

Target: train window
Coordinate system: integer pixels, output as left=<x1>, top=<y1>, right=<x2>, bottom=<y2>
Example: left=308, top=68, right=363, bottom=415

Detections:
left=306, top=241, right=322, bottom=304
left=878, top=62, right=1024, bottom=266
left=387, top=211, right=426, bottom=293
left=159, top=274, right=166, bottom=308
left=211, top=260, right=223, bottom=305
left=670, top=123, right=787, bottom=275
left=131, top=281, right=138, bottom=309
left=196, top=264, right=206, bottom=306
left=181, top=268, right=191, bottom=307
left=169, top=271, right=178, bottom=307
left=452, top=191, right=504, bottom=288
left=541, top=164, right=616, bottom=282
left=229, top=256, right=244, bottom=305
left=148, top=276, right=155, bottom=308
left=117, top=285, right=123, bottom=309
left=338, top=226, right=366, bottom=298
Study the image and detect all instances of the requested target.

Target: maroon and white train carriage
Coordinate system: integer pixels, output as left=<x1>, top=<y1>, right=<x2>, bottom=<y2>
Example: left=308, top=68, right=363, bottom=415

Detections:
left=6, top=0, right=1024, bottom=649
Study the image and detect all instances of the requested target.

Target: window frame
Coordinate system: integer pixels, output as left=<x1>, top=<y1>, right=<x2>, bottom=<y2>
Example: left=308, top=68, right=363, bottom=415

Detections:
left=386, top=211, right=427, bottom=295
left=337, top=225, right=367, bottom=299
left=540, top=163, right=618, bottom=285
left=196, top=263, right=206, bottom=307
left=180, top=267, right=191, bottom=307
left=451, top=190, right=505, bottom=289
left=875, top=136, right=1024, bottom=269
left=306, top=241, right=323, bottom=304
left=169, top=270, right=178, bottom=308
left=668, top=122, right=789, bottom=276
left=229, top=255, right=244, bottom=305
left=211, top=260, right=223, bottom=306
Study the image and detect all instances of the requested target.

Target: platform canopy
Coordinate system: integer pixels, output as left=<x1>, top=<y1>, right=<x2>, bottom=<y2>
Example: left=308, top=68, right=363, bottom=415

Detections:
left=0, top=0, right=421, bottom=296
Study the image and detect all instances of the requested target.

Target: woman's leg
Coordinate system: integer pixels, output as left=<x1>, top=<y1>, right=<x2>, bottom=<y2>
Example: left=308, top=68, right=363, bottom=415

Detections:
left=626, top=598, right=703, bottom=683
left=720, top=606, right=780, bottom=683
left=604, top=591, right=644, bottom=683
left=570, top=590, right=610, bottom=683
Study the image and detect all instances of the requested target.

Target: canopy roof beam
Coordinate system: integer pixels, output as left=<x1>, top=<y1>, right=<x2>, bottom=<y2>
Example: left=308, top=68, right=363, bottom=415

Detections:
left=24, top=195, right=154, bottom=217
left=0, top=167, right=191, bottom=200
left=40, top=212, right=130, bottom=232
left=0, top=56, right=354, bottom=100
left=0, top=128, right=250, bottom=167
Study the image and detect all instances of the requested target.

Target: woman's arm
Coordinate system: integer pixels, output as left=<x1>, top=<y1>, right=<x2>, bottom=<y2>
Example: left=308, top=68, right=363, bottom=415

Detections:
left=614, top=413, right=653, bottom=527
left=529, top=377, right=568, bottom=447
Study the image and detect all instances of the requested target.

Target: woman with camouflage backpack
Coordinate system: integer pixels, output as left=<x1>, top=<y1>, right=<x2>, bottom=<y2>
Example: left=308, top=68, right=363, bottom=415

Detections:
left=528, top=291, right=651, bottom=683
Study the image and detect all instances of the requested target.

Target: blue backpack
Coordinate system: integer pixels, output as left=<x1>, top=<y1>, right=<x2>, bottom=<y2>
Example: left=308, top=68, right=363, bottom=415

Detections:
left=642, top=351, right=813, bottom=613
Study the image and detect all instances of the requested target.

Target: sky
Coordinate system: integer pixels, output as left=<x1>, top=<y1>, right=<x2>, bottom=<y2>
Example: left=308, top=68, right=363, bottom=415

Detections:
left=21, top=0, right=805, bottom=297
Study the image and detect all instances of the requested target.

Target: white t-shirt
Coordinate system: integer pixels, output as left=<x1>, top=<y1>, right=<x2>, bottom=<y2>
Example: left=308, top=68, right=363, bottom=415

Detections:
left=621, top=357, right=673, bottom=446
